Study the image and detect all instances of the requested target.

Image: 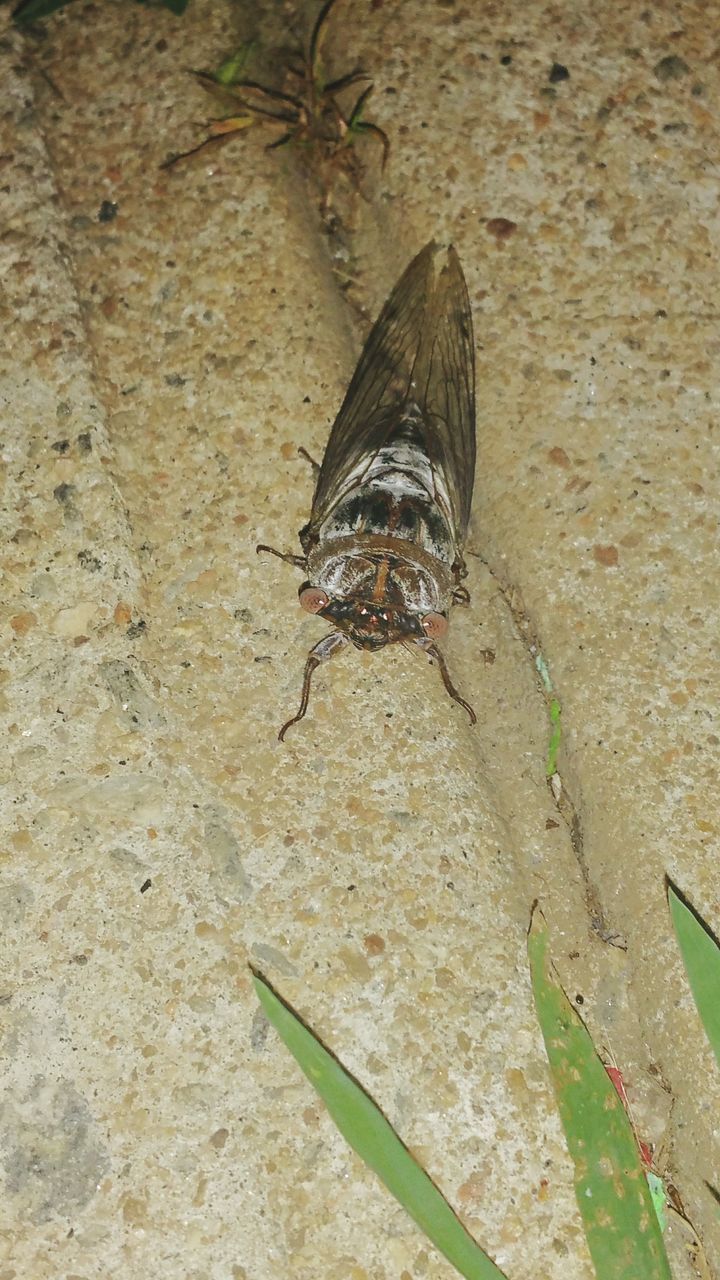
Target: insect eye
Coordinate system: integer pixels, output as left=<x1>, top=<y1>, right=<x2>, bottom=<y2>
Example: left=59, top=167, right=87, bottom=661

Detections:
left=422, top=612, right=448, bottom=639
left=299, top=587, right=330, bottom=614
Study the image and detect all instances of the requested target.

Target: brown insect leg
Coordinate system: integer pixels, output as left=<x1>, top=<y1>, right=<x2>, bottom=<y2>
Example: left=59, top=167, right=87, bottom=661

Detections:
left=452, top=552, right=469, bottom=582
left=424, top=642, right=477, bottom=726
left=452, top=585, right=471, bottom=606
left=298, top=446, right=321, bottom=475
left=278, top=632, right=348, bottom=741
left=256, top=543, right=306, bottom=569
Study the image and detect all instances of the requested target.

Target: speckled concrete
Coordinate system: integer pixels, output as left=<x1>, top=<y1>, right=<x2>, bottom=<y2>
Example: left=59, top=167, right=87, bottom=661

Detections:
left=1, top=1, right=718, bottom=1277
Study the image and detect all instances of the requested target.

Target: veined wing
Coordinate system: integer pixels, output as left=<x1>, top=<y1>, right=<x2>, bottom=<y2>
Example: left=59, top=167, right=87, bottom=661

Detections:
left=309, top=241, right=476, bottom=543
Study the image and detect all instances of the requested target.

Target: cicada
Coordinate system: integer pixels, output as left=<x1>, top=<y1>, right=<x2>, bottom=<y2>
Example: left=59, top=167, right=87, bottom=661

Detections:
left=258, top=240, right=477, bottom=740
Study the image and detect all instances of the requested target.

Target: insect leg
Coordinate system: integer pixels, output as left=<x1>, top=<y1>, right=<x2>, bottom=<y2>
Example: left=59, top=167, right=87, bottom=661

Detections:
left=256, top=543, right=307, bottom=569
left=452, top=585, right=471, bottom=606
left=452, top=552, right=469, bottom=582
left=298, top=446, right=321, bottom=475
left=418, top=640, right=477, bottom=726
left=278, top=631, right=348, bottom=741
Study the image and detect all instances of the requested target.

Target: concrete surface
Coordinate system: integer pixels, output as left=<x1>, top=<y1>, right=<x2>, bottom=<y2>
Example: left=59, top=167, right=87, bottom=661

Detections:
left=1, top=1, right=718, bottom=1277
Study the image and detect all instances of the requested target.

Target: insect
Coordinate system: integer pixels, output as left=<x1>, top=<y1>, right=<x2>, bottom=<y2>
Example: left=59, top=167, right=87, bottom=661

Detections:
left=257, top=240, right=477, bottom=740
left=162, top=0, right=389, bottom=187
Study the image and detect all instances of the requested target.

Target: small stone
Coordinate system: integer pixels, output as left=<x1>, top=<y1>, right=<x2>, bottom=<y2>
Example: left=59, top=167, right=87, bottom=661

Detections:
left=593, top=544, right=619, bottom=567
left=114, top=601, right=132, bottom=625
left=51, top=601, right=98, bottom=636
left=654, top=54, right=690, bottom=81
left=548, top=446, right=571, bottom=467
left=485, top=217, right=517, bottom=240
left=363, top=933, right=385, bottom=956
left=98, top=200, right=119, bottom=223
left=549, top=62, right=570, bottom=83
left=77, top=549, right=102, bottom=571
left=10, top=612, right=37, bottom=635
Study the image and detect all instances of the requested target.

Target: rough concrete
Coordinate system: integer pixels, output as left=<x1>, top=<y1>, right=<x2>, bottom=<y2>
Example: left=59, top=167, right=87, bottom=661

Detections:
left=1, top=1, right=718, bottom=1277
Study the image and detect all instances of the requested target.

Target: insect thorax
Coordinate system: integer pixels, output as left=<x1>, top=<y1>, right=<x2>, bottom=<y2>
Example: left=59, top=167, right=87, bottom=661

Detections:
left=309, top=539, right=450, bottom=614
left=307, top=430, right=457, bottom=617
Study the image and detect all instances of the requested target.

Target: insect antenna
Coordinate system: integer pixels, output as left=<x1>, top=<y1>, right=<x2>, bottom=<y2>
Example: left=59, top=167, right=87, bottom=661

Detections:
left=256, top=544, right=307, bottom=569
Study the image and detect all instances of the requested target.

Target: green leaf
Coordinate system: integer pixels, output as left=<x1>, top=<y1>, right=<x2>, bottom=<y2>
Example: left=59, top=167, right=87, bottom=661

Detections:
left=533, top=655, right=562, bottom=776
left=528, top=909, right=672, bottom=1280
left=13, top=0, right=190, bottom=21
left=668, top=882, right=720, bottom=1069
left=646, top=1173, right=667, bottom=1233
left=13, top=0, right=73, bottom=25
left=252, top=968, right=507, bottom=1280
left=546, top=698, right=562, bottom=777
left=214, top=44, right=256, bottom=86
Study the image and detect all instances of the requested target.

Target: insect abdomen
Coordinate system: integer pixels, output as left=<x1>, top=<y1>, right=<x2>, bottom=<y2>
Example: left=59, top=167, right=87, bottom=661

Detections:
left=323, top=485, right=452, bottom=558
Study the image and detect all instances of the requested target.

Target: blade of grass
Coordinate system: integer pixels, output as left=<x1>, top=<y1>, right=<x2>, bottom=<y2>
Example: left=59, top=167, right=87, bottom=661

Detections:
left=528, top=908, right=672, bottom=1280
left=13, top=0, right=189, bottom=18
left=252, top=968, right=507, bottom=1280
left=668, top=882, right=720, bottom=1069
left=13, top=0, right=72, bottom=23
left=534, top=654, right=562, bottom=777
left=213, top=44, right=256, bottom=87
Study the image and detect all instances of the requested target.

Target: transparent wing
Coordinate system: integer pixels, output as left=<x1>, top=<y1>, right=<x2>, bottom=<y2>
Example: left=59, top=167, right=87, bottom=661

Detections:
left=309, top=241, right=476, bottom=544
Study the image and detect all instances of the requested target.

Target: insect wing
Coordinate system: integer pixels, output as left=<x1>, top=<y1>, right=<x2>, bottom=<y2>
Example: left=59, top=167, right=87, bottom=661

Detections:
left=413, top=243, right=476, bottom=538
left=309, top=241, right=476, bottom=542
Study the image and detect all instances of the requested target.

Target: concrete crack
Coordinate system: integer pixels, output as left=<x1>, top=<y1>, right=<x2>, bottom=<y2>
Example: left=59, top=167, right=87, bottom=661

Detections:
left=477, top=555, right=628, bottom=950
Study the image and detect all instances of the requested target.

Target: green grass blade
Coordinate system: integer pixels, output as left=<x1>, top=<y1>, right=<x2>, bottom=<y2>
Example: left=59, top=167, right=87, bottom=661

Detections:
left=214, top=44, right=256, bottom=86
left=252, top=969, right=507, bottom=1280
left=13, top=0, right=73, bottom=24
left=668, top=882, right=720, bottom=1069
left=528, top=909, right=672, bottom=1280
left=158, top=0, right=190, bottom=15
left=534, top=654, right=562, bottom=776
left=13, top=0, right=189, bottom=19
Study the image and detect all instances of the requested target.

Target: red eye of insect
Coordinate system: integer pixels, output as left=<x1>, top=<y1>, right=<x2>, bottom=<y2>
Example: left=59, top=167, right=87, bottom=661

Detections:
left=422, top=612, right=448, bottom=639
left=299, top=587, right=330, bottom=614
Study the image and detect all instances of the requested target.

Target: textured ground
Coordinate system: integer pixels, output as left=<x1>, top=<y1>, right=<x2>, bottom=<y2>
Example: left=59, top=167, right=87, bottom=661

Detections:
left=1, top=1, right=719, bottom=1277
